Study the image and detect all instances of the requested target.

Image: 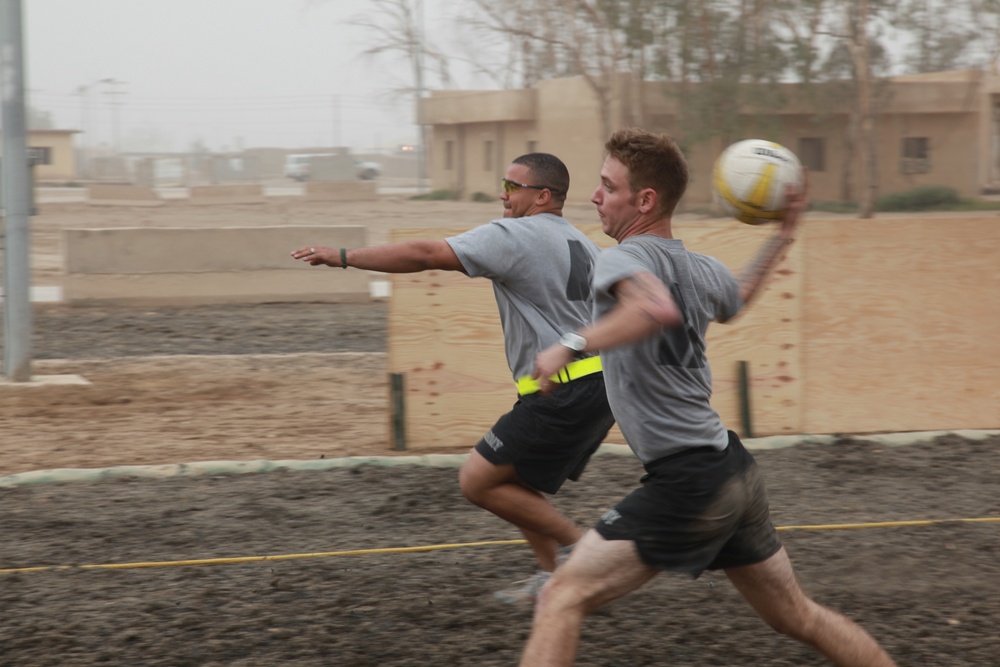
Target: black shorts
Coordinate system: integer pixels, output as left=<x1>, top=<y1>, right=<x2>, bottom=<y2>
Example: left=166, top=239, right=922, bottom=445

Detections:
left=475, top=375, right=615, bottom=495
left=594, top=430, right=781, bottom=577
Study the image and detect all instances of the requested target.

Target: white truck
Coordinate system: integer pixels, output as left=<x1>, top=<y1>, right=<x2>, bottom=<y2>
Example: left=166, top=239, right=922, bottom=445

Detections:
left=284, top=154, right=381, bottom=182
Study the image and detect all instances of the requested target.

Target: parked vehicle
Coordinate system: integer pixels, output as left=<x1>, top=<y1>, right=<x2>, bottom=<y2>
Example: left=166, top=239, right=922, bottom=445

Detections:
left=283, top=154, right=316, bottom=182
left=355, top=160, right=381, bottom=180
left=284, top=154, right=381, bottom=182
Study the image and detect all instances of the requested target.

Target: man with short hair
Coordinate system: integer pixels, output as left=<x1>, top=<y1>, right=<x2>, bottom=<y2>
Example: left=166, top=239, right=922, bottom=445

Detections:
left=521, top=129, right=897, bottom=666
left=292, top=153, right=615, bottom=603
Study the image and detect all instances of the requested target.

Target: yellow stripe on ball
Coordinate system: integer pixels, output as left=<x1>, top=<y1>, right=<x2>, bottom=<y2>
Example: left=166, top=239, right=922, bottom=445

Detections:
left=746, top=163, right=777, bottom=209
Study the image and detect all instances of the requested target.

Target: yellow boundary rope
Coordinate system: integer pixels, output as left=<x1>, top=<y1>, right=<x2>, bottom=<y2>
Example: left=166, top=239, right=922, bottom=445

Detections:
left=2, top=517, right=997, bottom=575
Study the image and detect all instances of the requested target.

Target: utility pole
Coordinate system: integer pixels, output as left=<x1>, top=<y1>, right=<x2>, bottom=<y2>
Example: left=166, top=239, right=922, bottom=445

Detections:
left=1, top=0, right=33, bottom=381
left=73, top=84, right=92, bottom=178
left=103, top=78, right=127, bottom=153
left=414, top=0, right=427, bottom=194
left=332, top=94, right=341, bottom=148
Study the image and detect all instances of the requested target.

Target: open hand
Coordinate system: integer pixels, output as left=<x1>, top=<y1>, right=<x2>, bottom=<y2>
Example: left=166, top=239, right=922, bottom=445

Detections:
left=291, top=245, right=334, bottom=266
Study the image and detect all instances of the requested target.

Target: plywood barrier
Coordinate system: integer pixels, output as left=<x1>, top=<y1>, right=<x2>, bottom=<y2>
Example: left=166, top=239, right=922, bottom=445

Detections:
left=188, top=184, right=265, bottom=206
left=87, top=184, right=164, bottom=207
left=801, top=217, right=1000, bottom=434
left=388, top=216, right=1000, bottom=450
left=305, top=181, right=378, bottom=202
left=63, top=225, right=369, bottom=305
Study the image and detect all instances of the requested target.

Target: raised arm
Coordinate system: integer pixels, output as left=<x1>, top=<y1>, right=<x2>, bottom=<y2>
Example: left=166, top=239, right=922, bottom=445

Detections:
left=738, top=172, right=809, bottom=305
left=291, top=239, right=466, bottom=274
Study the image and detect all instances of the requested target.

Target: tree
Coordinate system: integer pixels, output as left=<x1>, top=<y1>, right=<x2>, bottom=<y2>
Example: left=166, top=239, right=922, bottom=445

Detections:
left=776, top=0, right=895, bottom=215
left=462, top=0, right=630, bottom=141
left=844, top=0, right=879, bottom=217
left=894, top=0, right=982, bottom=73
left=346, top=0, right=453, bottom=95
left=314, top=0, right=459, bottom=190
left=665, top=1, right=794, bottom=149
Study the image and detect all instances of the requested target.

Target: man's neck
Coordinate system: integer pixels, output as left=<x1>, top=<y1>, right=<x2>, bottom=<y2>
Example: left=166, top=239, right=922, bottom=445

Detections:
left=618, top=214, right=672, bottom=242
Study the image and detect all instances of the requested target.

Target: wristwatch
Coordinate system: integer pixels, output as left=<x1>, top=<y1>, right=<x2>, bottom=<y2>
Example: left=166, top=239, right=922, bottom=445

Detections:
left=559, top=332, right=588, bottom=356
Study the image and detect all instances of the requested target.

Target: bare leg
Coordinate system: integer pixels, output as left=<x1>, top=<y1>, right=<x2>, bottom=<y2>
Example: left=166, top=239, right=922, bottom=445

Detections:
left=459, top=450, right=582, bottom=571
left=520, top=530, right=658, bottom=667
left=726, top=547, right=897, bottom=667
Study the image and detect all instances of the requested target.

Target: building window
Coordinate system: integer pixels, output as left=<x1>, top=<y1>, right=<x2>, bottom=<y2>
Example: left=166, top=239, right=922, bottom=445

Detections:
left=444, top=141, right=454, bottom=171
left=484, top=140, right=493, bottom=171
left=28, top=146, right=52, bottom=166
left=526, top=140, right=537, bottom=154
left=798, top=138, right=825, bottom=172
left=901, top=137, right=930, bottom=174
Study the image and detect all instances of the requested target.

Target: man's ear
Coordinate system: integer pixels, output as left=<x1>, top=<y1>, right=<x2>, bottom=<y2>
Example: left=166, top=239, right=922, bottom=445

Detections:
left=637, top=187, right=657, bottom=214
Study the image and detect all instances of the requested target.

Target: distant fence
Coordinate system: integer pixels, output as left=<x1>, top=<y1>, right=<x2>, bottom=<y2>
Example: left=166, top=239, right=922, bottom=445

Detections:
left=63, top=226, right=370, bottom=306
left=87, top=184, right=163, bottom=207
left=188, top=185, right=266, bottom=206
left=386, top=216, right=1000, bottom=450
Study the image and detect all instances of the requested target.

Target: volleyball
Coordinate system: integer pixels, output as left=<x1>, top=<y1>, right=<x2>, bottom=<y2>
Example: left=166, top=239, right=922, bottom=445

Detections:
left=712, top=139, right=804, bottom=225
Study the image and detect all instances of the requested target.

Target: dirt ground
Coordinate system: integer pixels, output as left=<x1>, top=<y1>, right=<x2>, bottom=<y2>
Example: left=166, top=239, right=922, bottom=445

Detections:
left=1, top=196, right=999, bottom=666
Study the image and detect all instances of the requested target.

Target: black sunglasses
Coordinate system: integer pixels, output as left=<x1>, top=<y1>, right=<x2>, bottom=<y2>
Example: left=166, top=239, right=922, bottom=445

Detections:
left=501, top=178, right=562, bottom=195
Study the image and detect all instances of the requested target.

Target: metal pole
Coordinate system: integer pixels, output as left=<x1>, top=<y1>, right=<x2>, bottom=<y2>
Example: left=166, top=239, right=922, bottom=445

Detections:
left=332, top=94, right=340, bottom=148
left=1, top=0, right=33, bottom=381
left=414, top=0, right=426, bottom=194
left=390, top=373, right=407, bottom=451
left=738, top=360, right=753, bottom=438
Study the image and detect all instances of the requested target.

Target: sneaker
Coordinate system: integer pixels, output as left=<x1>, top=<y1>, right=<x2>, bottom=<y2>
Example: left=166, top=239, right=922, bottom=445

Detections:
left=494, top=570, right=551, bottom=605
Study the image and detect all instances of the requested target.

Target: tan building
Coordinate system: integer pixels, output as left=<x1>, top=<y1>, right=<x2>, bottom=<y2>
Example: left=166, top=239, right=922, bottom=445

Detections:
left=419, top=69, right=996, bottom=207
left=27, top=129, right=79, bottom=182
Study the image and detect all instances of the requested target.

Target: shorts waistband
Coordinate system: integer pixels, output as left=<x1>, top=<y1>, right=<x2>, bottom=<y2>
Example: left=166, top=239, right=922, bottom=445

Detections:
left=643, top=445, right=725, bottom=473
left=516, top=356, right=603, bottom=396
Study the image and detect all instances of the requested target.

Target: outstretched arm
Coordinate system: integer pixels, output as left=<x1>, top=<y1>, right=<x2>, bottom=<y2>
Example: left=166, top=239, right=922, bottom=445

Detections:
left=291, top=239, right=465, bottom=274
left=738, top=172, right=809, bottom=306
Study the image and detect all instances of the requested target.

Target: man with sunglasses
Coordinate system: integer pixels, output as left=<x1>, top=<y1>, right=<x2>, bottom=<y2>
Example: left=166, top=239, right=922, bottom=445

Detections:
left=291, top=152, right=615, bottom=604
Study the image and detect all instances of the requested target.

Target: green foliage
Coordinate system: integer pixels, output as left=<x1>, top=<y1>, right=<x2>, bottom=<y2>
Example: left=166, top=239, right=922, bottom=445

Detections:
left=875, top=186, right=961, bottom=212
left=410, top=189, right=459, bottom=201
left=806, top=193, right=1000, bottom=214
left=470, top=191, right=495, bottom=203
left=952, top=198, right=1000, bottom=212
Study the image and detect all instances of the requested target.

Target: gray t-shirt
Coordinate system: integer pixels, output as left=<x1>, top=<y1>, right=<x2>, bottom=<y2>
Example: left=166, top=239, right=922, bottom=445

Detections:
left=592, top=235, right=743, bottom=463
left=446, top=213, right=601, bottom=380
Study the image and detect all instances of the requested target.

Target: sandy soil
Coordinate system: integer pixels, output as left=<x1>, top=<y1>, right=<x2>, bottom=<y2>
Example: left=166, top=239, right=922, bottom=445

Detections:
left=1, top=195, right=998, bottom=666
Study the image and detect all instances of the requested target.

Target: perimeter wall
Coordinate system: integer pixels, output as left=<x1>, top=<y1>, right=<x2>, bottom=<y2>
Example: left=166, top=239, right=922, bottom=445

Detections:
left=388, top=216, right=1000, bottom=450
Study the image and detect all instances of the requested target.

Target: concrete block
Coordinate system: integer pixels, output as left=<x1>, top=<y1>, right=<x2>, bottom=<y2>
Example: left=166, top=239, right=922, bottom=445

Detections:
left=305, top=181, right=378, bottom=202
left=188, top=184, right=265, bottom=205
left=87, top=184, right=164, bottom=207
left=63, top=225, right=370, bottom=305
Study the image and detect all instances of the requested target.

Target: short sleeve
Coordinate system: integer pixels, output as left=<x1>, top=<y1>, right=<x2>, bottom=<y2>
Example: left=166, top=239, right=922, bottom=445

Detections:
left=445, top=221, right=519, bottom=279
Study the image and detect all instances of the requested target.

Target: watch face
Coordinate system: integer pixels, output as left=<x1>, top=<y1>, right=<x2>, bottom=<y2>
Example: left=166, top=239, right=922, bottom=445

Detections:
left=561, top=333, right=586, bottom=352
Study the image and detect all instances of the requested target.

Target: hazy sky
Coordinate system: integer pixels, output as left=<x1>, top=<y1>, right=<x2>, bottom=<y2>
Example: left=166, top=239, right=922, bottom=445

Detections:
left=26, top=0, right=467, bottom=153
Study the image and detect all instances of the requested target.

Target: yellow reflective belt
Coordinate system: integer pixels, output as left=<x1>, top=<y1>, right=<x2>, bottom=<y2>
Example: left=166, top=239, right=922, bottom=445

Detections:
left=516, top=356, right=603, bottom=396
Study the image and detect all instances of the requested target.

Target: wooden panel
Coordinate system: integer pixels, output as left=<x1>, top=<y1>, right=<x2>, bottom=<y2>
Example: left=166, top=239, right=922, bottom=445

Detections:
left=679, top=221, right=804, bottom=437
left=802, top=217, right=1000, bottom=433
left=388, top=222, right=803, bottom=450
left=387, top=215, right=1000, bottom=450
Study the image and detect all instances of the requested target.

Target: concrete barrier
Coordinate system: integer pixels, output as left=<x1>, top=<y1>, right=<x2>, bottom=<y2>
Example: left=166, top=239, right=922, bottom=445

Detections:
left=87, top=184, right=164, bottom=207
left=305, top=180, right=378, bottom=202
left=63, top=225, right=369, bottom=305
left=188, top=184, right=265, bottom=206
